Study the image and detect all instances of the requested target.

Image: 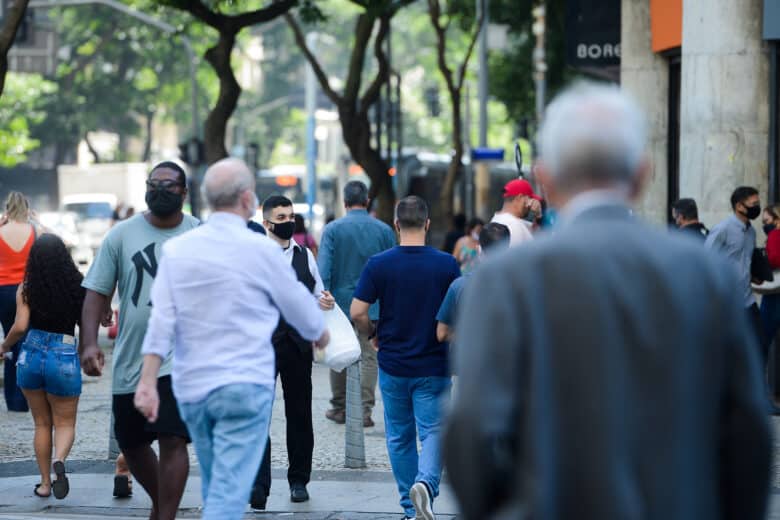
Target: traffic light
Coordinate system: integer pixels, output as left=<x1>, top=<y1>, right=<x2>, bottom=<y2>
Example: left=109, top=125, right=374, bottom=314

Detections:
left=424, top=86, right=441, bottom=117
left=178, top=138, right=204, bottom=165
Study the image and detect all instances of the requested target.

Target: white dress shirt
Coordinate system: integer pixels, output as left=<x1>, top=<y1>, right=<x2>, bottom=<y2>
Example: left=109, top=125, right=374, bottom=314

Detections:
left=282, top=239, right=324, bottom=298
left=491, top=211, right=534, bottom=247
left=141, top=212, right=325, bottom=404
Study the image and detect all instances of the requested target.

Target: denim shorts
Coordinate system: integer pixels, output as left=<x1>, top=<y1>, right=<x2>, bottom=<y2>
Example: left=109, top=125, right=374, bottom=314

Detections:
left=16, top=329, right=82, bottom=397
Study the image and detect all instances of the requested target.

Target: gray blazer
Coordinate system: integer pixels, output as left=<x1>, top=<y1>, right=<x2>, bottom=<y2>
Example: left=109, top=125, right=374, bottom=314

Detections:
left=444, top=203, right=771, bottom=520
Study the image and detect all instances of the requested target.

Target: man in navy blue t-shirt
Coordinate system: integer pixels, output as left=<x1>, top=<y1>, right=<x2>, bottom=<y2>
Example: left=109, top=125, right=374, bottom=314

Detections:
left=351, top=196, right=460, bottom=520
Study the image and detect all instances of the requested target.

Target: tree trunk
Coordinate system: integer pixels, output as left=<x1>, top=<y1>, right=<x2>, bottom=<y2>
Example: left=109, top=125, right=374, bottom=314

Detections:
left=0, top=0, right=30, bottom=98
left=142, top=110, right=154, bottom=162
left=203, top=31, right=240, bottom=165
left=440, top=89, right=464, bottom=221
left=84, top=132, right=101, bottom=163
left=340, top=105, right=395, bottom=224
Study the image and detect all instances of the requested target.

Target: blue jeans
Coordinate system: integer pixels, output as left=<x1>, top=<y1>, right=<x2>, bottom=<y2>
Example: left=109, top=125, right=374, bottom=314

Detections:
left=178, top=383, right=273, bottom=520
left=16, top=329, right=81, bottom=397
left=379, top=368, right=451, bottom=518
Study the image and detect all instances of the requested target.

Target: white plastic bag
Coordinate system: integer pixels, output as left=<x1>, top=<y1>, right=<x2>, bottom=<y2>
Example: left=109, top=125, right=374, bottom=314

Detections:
left=313, top=305, right=361, bottom=372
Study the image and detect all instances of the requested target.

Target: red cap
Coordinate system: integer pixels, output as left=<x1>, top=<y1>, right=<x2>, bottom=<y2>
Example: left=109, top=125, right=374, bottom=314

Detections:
left=503, top=179, right=542, bottom=201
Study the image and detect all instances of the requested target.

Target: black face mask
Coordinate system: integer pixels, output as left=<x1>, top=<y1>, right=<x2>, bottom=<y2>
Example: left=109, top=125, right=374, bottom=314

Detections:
left=743, top=204, right=761, bottom=221
left=270, top=221, right=295, bottom=240
left=764, top=223, right=776, bottom=235
left=146, top=188, right=183, bottom=218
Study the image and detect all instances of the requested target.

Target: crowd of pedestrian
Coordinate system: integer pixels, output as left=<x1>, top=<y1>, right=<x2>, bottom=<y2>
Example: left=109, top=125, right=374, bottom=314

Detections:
left=0, top=80, right=776, bottom=520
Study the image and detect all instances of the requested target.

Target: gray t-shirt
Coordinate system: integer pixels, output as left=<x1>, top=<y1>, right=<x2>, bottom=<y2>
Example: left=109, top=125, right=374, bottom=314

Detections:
left=83, top=213, right=200, bottom=394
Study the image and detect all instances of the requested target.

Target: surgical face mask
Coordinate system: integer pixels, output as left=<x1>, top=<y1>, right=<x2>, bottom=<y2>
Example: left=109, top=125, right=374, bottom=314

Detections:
left=471, top=231, right=480, bottom=241
left=269, top=220, right=295, bottom=240
left=145, top=188, right=183, bottom=218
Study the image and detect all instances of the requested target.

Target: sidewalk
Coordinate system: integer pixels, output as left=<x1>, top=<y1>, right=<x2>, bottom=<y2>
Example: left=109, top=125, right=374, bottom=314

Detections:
left=0, top=343, right=457, bottom=518
left=0, top=464, right=457, bottom=518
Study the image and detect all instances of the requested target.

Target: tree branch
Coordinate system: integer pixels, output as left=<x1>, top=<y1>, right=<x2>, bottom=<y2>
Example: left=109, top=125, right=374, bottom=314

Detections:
left=343, top=13, right=375, bottom=103
left=427, top=0, right=456, bottom=94
left=169, top=1, right=226, bottom=31
left=60, top=22, right=119, bottom=87
left=0, top=0, right=30, bottom=97
left=358, top=15, right=391, bottom=114
left=455, top=9, right=484, bottom=90
left=284, top=13, right=341, bottom=104
left=229, top=0, right=296, bottom=31
left=387, top=0, right=418, bottom=17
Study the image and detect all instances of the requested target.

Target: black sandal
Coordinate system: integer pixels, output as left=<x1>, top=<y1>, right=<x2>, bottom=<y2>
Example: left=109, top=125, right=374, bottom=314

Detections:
left=113, top=474, right=132, bottom=498
left=33, top=483, right=51, bottom=498
left=52, top=460, right=69, bottom=499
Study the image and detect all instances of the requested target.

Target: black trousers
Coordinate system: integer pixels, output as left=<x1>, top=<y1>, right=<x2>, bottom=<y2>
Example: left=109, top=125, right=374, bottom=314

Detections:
left=1, top=284, right=27, bottom=412
left=748, top=303, right=769, bottom=363
left=252, top=341, right=313, bottom=497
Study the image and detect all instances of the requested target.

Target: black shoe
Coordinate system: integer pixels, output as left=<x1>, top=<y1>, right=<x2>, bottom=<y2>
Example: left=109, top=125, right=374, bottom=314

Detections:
left=250, top=489, right=267, bottom=511
left=290, top=483, right=309, bottom=503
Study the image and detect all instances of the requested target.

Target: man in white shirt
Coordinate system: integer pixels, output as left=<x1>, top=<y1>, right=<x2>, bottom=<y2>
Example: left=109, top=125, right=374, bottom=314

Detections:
left=490, top=179, right=541, bottom=246
left=249, top=195, right=335, bottom=509
left=134, top=158, right=328, bottom=520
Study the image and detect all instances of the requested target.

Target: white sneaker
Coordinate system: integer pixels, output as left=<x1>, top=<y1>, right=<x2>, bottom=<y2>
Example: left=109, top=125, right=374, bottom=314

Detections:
left=410, top=481, right=435, bottom=520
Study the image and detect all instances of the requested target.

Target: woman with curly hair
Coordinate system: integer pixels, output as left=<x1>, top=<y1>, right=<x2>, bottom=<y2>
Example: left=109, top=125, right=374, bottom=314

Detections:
left=0, top=233, right=85, bottom=499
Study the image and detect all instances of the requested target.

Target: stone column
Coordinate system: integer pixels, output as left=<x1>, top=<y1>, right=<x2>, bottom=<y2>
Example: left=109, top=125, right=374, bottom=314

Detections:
left=621, top=0, right=670, bottom=225
left=679, top=0, right=769, bottom=227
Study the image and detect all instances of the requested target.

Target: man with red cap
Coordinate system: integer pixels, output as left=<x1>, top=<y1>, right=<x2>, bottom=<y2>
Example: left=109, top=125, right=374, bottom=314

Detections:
left=490, top=178, right=542, bottom=246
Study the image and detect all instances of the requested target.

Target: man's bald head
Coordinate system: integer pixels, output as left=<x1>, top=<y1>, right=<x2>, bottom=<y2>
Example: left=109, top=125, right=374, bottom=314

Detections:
left=202, top=158, right=255, bottom=211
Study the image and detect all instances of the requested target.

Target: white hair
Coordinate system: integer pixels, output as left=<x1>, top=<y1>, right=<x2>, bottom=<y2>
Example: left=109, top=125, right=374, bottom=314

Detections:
left=538, top=82, right=647, bottom=188
left=202, top=158, right=254, bottom=210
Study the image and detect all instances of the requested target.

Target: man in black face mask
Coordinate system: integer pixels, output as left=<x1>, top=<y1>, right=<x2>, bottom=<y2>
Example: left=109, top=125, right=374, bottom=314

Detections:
left=80, top=161, right=199, bottom=519
left=248, top=195, right=335, bottom=510
left=706, top=186, right=767, bottom=363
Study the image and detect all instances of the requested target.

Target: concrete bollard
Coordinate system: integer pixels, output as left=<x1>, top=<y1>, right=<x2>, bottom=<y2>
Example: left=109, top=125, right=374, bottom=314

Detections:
left=344, top=361, right=366, bottom=468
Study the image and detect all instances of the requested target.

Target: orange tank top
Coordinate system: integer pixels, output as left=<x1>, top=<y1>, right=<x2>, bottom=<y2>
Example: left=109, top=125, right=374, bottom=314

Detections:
left=0, top=227, right=34, bottom=286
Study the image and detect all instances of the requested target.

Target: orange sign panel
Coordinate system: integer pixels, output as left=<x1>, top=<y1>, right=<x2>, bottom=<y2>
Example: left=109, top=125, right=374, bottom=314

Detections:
left=650, top=0, right=682, bottom=53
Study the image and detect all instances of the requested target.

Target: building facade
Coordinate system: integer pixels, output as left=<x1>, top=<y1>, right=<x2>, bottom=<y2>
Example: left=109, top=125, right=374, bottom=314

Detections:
left=621, top=0, right=775, bottom=228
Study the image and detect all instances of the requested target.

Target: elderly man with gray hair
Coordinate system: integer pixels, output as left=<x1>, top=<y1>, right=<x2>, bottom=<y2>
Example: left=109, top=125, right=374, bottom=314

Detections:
left=134, top=158, right=329, bottom=519
left=444, top=83, right=771, bottom=520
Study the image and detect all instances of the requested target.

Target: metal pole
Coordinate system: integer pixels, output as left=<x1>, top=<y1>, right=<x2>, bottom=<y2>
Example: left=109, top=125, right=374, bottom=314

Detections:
left=477, top=0, right=488, bottom=148
left=769, top=43, right=778, bottom=205
left=532, top=4, right=546, bottom=129
left=385, top=21, right=393, bottom=168
left=305, top=32, right=317, bottom=225
left=464, top=84, right=474, bottom=218
left=181, top=38, right=201, bottom=140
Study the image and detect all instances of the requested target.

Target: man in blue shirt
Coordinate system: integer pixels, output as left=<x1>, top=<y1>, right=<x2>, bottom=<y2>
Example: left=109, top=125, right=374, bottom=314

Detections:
left=351, top=196, right=460, bottom=520
left=317, top=181, right=396, bottom=426
left=705, top=186, right=766, bottom=359
left=436, top=222, right=510, bottom=344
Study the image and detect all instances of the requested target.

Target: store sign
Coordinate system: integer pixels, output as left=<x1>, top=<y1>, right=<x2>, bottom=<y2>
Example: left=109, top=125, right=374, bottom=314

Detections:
left=566, top=0, right=621, bottom=67
left=765, top=0, right=780, bottom=40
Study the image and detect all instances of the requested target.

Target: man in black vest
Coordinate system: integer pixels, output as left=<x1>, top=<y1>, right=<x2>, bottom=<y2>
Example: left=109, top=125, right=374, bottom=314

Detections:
left=248, top=195, right=334, bottom=510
